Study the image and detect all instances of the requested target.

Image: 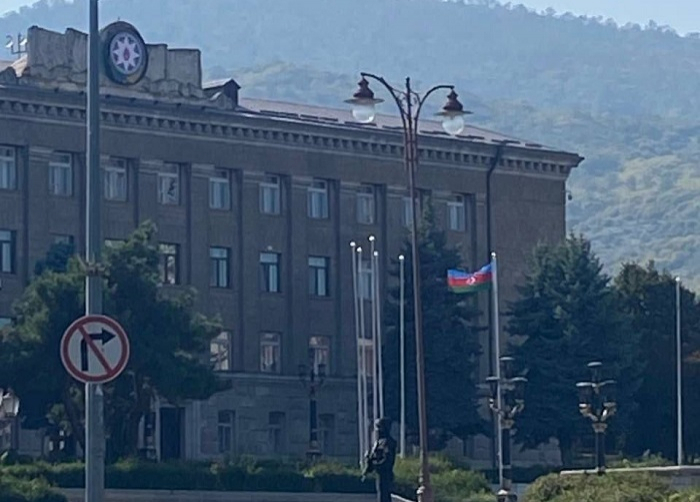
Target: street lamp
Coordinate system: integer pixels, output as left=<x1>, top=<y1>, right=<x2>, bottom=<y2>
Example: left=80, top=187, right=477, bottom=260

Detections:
left=347, top=73, right=470, bottom=502
left=299, top=349, right=326, bottom=462
left=576, top=361, right=616, bottom=475
left=486, top=356, right=527, bottom=502
left=0, top=388, right=20, bottom=452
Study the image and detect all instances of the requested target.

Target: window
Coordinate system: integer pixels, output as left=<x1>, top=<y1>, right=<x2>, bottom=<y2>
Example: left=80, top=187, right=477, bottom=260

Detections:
left=0, top=146, right=17, bottom=190
left=447, top=194, right=466, bottom=231
left=360, top=338, right=374, bottom=379
left=357, top=185, right=375, bottom=224
left=308, top=256, right=329, bottom=297
left=53, top=234, right=74, bottom=246
left=104, top=158, right=128, bottom=201
left=309, top=336, right=330, bottom=374
left=210, top=170, right=231, bottom=210
left=268, top=412, right=286, bottom=454
left=359, top=260, right=373, bottom=300
left=402, top=196, right=413, bottom=228
left=158, top=163, right=180, bottom=205
left=307, top=179, right=329, bottom=219
left=210, top=247, right=230, bottom=288
left=159, top=243, right=179, bottom=285
left=217, top=410, right=236, bottom=454
left=260, top=332, right=281, bottom=373
left=0, top=230, right=14, bottom=273
left=210, top=331, right=231, bottom=372
left=319, top=414, right=335, bottom=455
left=49, top=152, right=73, bottom=196
left=260, top=252, right=280, bottom=292
left=260, top=174, right=281, bottom=215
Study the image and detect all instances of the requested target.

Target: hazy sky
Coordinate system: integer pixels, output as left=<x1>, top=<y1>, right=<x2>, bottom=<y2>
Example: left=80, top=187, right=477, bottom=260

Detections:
left=0, top=0, right=699, bottom=34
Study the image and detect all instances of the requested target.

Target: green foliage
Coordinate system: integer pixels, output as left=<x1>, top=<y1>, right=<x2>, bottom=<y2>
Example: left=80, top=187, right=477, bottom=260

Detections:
left=383, top=205, right=484, bottom=450
left=523, top=472, right=672, bottom=502
left=0, top=473, right=66, bottom=502
left=610, top=452, right=674, bottom=469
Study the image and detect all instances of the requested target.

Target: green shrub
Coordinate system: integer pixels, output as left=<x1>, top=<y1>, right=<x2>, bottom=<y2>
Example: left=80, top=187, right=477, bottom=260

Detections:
left=610, top=452, right=674, bottom=469
left=669, top=489, right=700, bottom=502
left=523, top=472, right=672, bottom=502
left=0, top=474, right=67, bottom=502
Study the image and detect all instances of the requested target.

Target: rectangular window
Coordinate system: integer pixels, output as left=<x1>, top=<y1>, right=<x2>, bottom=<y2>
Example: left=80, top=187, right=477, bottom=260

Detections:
left=259, top=174, right=281, bottom=215
left=319, top=414, right=335, bottom=455
left=309, top=336, right=330, bottom=374
left=260, top=252, right=280, bottom=293
left=359, top=260, right=373, bottom=301
left=49, top=152, right=73, bottom=196
left=210, top=247, right=230, bottom=288
left=0, top=230, right=14, bottom=273
left=159, top=243, right=179, bottom=285
left=402, top=196, right=413, bottom=228
left=357, top=185, right=375, bottom=224
left=217, top=410, right=235, bottom=454
left=158, top=163, right=180, bottom=205
left=308, top=256, right=329, bottom=297
left=260, top=332, right=281, bottom=374
left=0, top=146, right=17, bottom=190
left=210, top=170, right=231, bottom=210
left=268, top=412, right=286, bottom=454
left=210, top=331, right=231, bottom=372
left=307, top=179, right=329, bottom=219
left=103, top=158, right=128, bottom=201
left=447, top=194, right=466, bottom=231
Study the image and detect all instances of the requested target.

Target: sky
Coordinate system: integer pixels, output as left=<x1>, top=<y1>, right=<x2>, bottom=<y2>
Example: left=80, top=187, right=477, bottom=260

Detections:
left=0, top=0, right=699, bottom=34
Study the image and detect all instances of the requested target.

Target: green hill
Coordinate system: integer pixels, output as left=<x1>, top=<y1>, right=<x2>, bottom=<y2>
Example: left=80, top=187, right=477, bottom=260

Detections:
left=3, top=0, right=700, bottom=285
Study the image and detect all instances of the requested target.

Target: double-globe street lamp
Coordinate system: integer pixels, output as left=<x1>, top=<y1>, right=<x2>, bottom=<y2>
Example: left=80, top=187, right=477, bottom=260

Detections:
left=576, top=361, right=616, bottom=475
left=486, top=356, right=527, bottom=502
left=0, top=388, right=20, bottom=452
left=299, top=350, right=326, bottom=462
left=346, top=74, right=469, bottom=502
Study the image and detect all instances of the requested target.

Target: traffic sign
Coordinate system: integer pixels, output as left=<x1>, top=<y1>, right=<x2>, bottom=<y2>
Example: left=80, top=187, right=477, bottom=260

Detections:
left=60, top=315, right=130, bottom=384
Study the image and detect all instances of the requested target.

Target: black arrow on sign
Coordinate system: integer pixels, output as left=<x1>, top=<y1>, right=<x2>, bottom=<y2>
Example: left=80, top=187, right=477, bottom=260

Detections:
left=80, top=330, right=116, bottom=372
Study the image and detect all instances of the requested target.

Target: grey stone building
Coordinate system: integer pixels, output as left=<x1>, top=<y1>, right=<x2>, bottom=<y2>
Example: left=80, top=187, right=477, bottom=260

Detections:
left=0, top=23, right=582, bottom=463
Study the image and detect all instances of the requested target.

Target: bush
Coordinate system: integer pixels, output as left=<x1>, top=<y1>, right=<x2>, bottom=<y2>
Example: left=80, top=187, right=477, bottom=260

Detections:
left=0, top=474, right=67, bottom=502
left=610, top=452, right=674, bottom=469
left=523, top=472, right=673, bottom=502
left=669, top=489, right=700, bottom=502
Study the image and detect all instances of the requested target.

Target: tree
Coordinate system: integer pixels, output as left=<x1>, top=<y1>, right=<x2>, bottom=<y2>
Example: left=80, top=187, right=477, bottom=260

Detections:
left=383, top=204, right=484, bottom=450
left=508, top=235, right=640, bottom=466
left=0, top=222, right=227, bottom=460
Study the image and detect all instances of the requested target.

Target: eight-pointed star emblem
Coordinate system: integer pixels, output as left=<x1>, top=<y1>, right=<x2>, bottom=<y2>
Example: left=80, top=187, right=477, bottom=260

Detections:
left=110, top=32, right=143, bottom=76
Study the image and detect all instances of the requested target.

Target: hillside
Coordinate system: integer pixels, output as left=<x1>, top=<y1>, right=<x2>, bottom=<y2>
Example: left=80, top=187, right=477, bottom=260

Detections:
left=3, top=0, right=700, bottom=286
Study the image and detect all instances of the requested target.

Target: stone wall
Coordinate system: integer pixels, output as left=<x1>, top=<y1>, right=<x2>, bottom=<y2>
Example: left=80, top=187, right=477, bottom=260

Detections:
left=561, top=466, right=700, bottom=490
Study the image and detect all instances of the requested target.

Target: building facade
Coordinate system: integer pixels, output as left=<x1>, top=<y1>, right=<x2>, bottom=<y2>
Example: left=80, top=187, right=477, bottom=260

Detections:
left=0, top=23, right=582, bottom=463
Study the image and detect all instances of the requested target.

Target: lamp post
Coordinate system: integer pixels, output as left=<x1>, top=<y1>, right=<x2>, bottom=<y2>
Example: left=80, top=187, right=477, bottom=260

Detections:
left=486, top=356, right=527, bottom=502
left=576, top=361, right=616, bottom=475
left=346, top=74, right=469, bottom=502
left=299, top=349, right=326, bottom=462
left=0, top=388, right=20, bottom=452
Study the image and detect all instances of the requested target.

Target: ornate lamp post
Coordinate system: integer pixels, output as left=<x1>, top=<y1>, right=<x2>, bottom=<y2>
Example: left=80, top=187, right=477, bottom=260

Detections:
left=576, top=361, right=616, bottom=475
left=299, top=349, right=326, bottom=462
left=346, top=74, right=469, bottom=502
left=486, top=356, right=527, bottom=502
left=0, top=388, right=20, bottom=452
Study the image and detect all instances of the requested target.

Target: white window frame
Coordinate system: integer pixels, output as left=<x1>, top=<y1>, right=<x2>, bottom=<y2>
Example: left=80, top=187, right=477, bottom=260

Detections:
left=159, top=243, right=179, bottom=285
left=209, top=170, right=231, bottom=210
left=49, top=152, right=73, bottom=197
left=260, top=252, right=280, bottom=293
left=308, top=256, right=329, bottom=297
left=309, top=336, right=330, bottom=374
left=447, top=194, right=466, bottom=232
left=0, top=146, right=17, bottom=190
left=307, top=179, right=329, bottom=219
left=260, top=174, right=281, bottom=215
left=210, top=247, right=230, bottom=288
left=217, top=410, right=235, bottom=454
left=0, top=230, right=14, bottom=274
left=357, top=185, right=375, bottom=224
left=158, top=163, right=180, bottom=205
left=104, top=158, right=128, bottom=201
left=210, top=331, right=231, bottom=372
left=260, top=332, right=281, bottom=374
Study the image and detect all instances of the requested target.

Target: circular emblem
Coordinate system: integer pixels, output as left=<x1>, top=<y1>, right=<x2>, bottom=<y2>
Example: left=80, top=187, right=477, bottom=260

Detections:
left=101, top=22, right=149, bottom=86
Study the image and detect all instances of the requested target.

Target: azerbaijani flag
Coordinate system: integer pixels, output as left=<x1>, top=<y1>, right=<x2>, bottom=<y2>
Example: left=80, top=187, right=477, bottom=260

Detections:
left=447, top=264, right=493, bottom=294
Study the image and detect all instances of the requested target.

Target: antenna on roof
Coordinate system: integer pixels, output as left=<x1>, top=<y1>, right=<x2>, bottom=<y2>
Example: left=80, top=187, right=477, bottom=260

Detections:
left=5, top=33, right=27, bottom=59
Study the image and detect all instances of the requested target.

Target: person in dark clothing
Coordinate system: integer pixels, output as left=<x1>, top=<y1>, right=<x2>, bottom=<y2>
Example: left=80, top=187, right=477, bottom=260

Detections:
left=362, top=418, right=397, bottom=502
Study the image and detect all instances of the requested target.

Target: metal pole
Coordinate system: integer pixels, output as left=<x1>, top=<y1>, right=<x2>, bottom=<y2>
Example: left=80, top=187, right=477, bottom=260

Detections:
left=676, top=276, right=683, bottom=466
left=399, top=254, right=406, bottom=458
left=501, top=421, right=513, bottom=493
left=374, top=249, right=385, bottom=417
left=351, top=242, right=365, bottom=464
left=86, top=2, right=104, bottom=502
left=369, top=237, right=378, bottom=425
left=593, top=423, right=607, bottom=475
left=357, top=248, right=370, bottom=450
left=492, top=252, right=504, bottom=487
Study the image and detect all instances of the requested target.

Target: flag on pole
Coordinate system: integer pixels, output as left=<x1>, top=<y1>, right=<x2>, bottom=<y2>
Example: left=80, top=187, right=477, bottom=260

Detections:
left=447, top=263, right=493, bottom=294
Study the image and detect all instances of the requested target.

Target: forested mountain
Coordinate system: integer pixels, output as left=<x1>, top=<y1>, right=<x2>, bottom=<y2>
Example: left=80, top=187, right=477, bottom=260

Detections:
left=3, top=0, right=700, bottom=285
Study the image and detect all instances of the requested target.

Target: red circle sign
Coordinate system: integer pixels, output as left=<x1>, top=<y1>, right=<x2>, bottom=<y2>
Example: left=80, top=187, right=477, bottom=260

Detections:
left=60, top=315, right=130, bottom=384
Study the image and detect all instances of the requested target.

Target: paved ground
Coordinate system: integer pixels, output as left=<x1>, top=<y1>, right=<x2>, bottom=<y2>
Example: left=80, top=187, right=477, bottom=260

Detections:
left=59, top=489, right=378, bottom=502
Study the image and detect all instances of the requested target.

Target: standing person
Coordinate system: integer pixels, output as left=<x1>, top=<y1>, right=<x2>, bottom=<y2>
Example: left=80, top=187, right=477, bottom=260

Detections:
left=362, top=418, right=398, bottom=502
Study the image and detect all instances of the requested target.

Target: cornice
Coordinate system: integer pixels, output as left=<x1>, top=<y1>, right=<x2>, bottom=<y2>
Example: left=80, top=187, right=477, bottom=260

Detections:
left=0, top=89, right=581, bottom=181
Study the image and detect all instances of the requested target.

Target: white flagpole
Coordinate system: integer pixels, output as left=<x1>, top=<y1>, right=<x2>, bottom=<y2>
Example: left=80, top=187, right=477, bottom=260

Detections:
left=358, top=247, right=369, bottom=451
left=676, top=276, right=683, bottom=466
left=369, top=236, right=379, bottom=426
left=399, top=254, right=406, bottom=458
left=491, top=251, right=504, bottom=488
left=351, top=241, right=364, bottom=464
left=375, top=250, right=385, bottom=418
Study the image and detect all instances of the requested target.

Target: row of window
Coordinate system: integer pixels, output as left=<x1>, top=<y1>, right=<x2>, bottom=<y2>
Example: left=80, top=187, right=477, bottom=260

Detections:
left=0, top=147, right=470, bottom=231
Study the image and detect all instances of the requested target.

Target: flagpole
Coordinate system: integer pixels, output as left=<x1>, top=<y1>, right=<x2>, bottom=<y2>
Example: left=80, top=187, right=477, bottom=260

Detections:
left=374, top=249, right=385, bottom=417
left=351, top=242, right=364, bottom=464
left=399, top=254, right=406, bottom=458
left=676, top=276, right=683, bottom=466
left=358, top=247, right=369, bottom=452
left=369, top=236, right=379, bottom=426
left=491, top=251, right=504, bottom=488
